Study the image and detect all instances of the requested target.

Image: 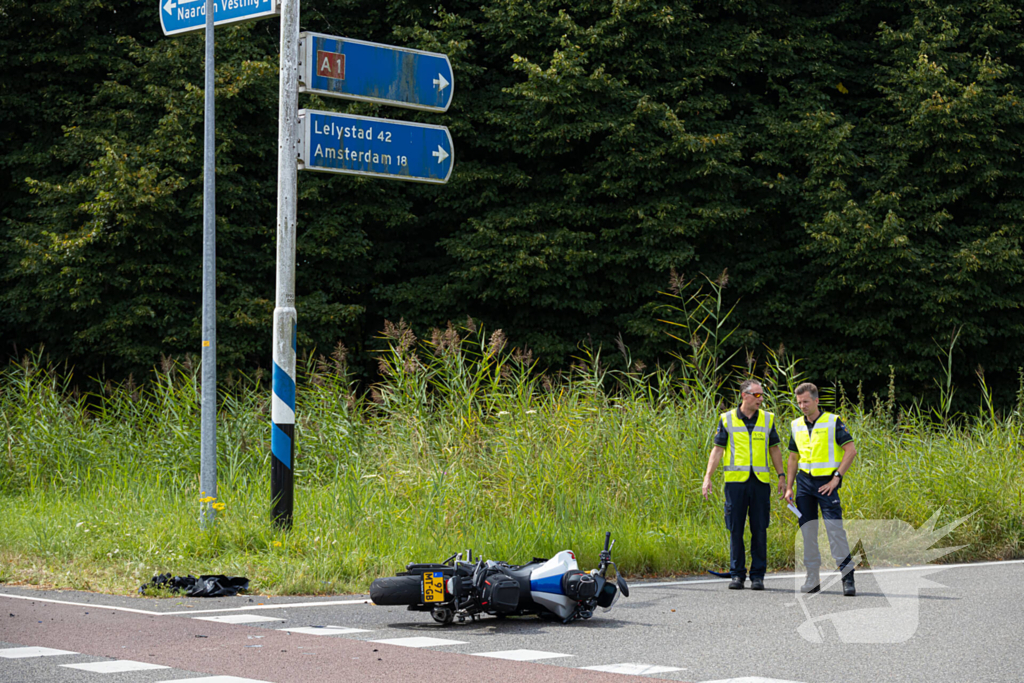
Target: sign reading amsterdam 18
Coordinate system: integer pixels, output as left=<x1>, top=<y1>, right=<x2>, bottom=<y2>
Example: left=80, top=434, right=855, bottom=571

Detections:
left=297, top=110, right=453, bottom=185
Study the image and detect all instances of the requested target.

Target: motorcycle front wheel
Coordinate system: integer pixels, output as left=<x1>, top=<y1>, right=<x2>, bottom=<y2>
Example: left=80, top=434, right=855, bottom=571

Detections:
left=370, top=575, right=423, bottom=605
left=431, top=607, right=454, bottom=625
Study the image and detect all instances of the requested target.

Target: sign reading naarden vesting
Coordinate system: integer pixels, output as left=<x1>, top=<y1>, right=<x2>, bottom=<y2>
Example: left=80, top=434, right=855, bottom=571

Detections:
left=159, top=0, right=279, bottom=37
left=297, top=109, right=453, bottom=184
left=299, top=32, right=454, bottom=112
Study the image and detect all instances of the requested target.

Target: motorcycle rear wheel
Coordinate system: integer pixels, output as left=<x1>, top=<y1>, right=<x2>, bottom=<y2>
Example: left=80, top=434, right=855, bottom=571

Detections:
left=370, top=575, right=423, bottom=605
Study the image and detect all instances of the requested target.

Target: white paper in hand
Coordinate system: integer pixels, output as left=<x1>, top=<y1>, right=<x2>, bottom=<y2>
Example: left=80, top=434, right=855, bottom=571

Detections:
left=787, top=503, right=802, bottom=518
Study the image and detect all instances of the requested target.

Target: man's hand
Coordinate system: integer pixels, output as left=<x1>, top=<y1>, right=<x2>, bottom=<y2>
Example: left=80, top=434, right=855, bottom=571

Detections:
left=702, top=475, right=713, bottom=499
left=818, top=477, right=840, bottom=496
left=776, top=476, right=786, bottom=496
left=784, top=487, right=794, bottom=504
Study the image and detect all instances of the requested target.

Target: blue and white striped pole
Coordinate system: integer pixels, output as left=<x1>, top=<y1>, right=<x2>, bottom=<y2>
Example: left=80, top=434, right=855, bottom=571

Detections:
left=271, top=315, right=295, bottom=526
left=272, top=0, right=299, bottom=528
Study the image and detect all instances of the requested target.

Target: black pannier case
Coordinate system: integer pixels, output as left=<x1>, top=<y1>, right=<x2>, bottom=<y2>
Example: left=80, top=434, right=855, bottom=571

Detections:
left=481, top=573, right=520, bottom=613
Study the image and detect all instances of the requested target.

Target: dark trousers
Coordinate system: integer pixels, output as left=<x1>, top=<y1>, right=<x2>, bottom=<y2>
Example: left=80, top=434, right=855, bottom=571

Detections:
left=724, top=477, right=770, bottom=580
left=796, top=471, right=854, bottom=575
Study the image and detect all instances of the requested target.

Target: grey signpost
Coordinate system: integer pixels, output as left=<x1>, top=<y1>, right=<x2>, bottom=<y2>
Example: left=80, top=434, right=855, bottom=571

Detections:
left=199, top=0, right=217, bottom=528
left=270, top=24, right=455, bottom=527
left=160, top=0, right=280, bottom=527
left=271, top=0, right=300, bottom=528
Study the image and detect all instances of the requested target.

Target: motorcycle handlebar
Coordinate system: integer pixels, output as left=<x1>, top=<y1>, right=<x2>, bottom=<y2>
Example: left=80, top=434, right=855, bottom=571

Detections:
left=604, top=532, right=611, bottom=552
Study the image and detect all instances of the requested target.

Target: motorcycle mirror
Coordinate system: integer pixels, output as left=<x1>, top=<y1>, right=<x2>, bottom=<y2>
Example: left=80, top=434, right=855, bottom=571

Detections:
left=603, top=560, right=629, bottom=598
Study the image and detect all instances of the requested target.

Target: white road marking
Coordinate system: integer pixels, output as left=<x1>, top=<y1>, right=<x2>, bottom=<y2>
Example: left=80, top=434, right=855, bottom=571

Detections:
left=156, top=677, right=273, bottom=683
left=634, top=558, right=1024, bottom=588
left=370, top=636, right=466, bottom=648
left=700, top=678, right=807, bottom=683
left=0, top=594, right=158, bottom=614
left=472, top=649, right=572, bottom=661
left=62, top=660, right=169, bottom=673
left=166, top=598, right=371, bottom=615
left=194, top=614, right=285, bottom=624
left=0, top=592, right=370, bottom=615
left=582, top=663, right=686, bottom=675
left=0, top=646, right=77, bottom=658
left=278, top=626, right=371, bottom=635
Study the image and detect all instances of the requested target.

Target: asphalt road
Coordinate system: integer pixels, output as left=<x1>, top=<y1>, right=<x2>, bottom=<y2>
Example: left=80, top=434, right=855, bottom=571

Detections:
left=1, top=559, right=1021, bottom=683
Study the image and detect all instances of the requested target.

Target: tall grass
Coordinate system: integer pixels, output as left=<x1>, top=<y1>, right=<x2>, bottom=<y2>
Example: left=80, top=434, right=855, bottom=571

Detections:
left=2, top=300, right=1022, bottom=595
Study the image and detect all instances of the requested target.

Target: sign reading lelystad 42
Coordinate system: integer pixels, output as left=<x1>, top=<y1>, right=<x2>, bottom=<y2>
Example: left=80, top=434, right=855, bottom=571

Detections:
left=297, top=109, right=453, bottom=184
left=159, top=0, right=279, bottom=37
left=299, top=32, right=454, bottom=113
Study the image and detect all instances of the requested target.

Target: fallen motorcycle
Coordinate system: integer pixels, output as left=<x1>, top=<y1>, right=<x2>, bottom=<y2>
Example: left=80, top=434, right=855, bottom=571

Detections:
left=370, top=531, right=629, bottom=625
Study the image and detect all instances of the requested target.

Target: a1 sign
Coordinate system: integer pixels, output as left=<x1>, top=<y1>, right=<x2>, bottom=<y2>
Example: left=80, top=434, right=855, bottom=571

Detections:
left=299, top=32, right=454, bottom=113
left=317, top=50, right=345, bottom=80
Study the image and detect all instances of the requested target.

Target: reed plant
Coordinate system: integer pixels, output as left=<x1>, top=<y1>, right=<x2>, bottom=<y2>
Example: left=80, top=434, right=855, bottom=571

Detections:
left=2, top=301, right=1022, bottom=596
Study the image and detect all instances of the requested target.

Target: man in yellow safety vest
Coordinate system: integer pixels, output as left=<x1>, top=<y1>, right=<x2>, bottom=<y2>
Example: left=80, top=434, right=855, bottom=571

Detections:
left=784, top=382, right=858, bottom=596
left=702, top=379, right=786, bottom=590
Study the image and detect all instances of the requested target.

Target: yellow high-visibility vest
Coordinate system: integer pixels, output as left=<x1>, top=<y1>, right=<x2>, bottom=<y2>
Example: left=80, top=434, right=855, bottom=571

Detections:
left=720, top=408, right=773, bottom=483
left=791, top=412, right=840, bottom=476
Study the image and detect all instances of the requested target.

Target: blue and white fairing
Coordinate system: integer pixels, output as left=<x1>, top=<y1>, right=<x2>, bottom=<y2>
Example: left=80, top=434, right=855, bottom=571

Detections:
left=529, top=550, right=578, bottom=619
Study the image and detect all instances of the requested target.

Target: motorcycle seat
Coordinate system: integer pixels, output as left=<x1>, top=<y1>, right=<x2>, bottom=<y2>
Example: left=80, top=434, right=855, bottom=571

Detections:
left=402, top=563, right=451, bottom=574
left=500, top=564, right=535, bottom=597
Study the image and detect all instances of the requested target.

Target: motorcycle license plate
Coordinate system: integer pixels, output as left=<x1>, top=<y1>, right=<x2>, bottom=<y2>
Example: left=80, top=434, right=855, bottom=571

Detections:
left=422, top=572, right=445, bottom=603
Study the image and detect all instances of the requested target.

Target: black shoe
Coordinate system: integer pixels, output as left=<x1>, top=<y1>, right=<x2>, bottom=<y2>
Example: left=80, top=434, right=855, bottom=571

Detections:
left=800, top=573, right=820, bottom=594
left=728, top=576, right=745, bottom=590
left=843, top=574, right=856, bottom=597
left=750, top=578, right=764, bottom=591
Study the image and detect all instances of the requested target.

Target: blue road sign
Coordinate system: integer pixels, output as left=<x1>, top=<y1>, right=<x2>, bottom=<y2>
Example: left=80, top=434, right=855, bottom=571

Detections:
left=299, top=33, right=454, bottom=113
left=160, top=0, right=279, bottom=37
left=297, top=109, right=453, bottom=184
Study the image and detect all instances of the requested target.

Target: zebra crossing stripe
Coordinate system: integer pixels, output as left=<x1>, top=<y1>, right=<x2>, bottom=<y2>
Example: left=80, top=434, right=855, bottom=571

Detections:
left=155, top=677, right=272, bottom=683
left=0, top=647, right=77, bottom=658
left=473, top=649, right=572, bottom=661
left=62, top=661, right=169, bottom=673
left=370, top=636, right=466, bottom=648
left=277, top=626, right=371, bottom=635
left=581, top=663, right=686, bottom=675
left=193, top=614, right=285, bottom=624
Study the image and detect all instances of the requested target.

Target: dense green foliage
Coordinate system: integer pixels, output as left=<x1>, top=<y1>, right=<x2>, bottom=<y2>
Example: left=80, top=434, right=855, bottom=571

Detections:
left=2, top=334, right=1021, bottom=594
left=2, top=0, right=1023, bottom=404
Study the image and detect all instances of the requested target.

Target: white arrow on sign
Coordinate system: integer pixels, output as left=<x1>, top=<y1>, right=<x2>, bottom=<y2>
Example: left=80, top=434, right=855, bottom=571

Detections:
left=432, top=145, right=449, bottom=164
left=165, top=0, right=203, bottom=14
left=433, top=73, right=450, bottom=93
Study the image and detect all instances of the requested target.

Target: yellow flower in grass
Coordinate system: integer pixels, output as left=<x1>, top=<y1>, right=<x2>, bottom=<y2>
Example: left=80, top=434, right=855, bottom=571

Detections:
left=211, top=502, right=226, bottom=511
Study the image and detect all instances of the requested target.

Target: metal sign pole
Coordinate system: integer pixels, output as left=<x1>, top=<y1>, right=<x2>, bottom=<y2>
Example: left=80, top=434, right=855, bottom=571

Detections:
left=271, top=0, right=299, bottom=528
left=199, top=0, right=217, bottom=528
